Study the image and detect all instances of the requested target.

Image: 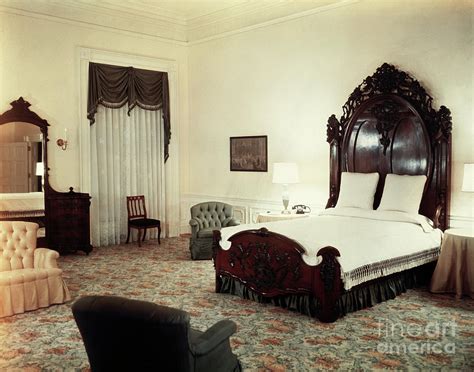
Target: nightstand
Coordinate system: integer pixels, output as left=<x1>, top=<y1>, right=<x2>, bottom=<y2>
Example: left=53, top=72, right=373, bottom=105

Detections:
left=256, top=212, right=310, bottom=223
left=430, top=228, right=474, bottom=299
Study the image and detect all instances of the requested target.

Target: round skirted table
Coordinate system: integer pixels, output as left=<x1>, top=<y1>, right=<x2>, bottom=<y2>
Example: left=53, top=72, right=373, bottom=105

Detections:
left=430, top=228, right=474, bottom=299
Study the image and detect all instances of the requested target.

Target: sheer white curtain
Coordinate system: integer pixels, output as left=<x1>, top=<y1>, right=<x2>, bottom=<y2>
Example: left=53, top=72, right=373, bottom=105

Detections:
left=90, top=105, right=165, bottom=247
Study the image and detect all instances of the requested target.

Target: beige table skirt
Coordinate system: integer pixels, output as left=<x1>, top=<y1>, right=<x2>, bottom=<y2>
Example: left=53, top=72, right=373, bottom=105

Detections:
left=430, top=229, right=474, bottom=299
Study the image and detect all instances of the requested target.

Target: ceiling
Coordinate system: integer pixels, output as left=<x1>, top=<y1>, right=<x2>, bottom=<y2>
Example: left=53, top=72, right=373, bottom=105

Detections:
left=0, top=0, right=354, bottom=43
left=89, top=0, right=254, bottom=21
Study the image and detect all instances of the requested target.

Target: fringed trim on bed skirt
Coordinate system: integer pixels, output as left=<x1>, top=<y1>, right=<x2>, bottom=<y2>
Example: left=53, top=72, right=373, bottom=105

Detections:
left=342, top=247, right=440, bottom=290
left=219, top=263, right=433, bottom=319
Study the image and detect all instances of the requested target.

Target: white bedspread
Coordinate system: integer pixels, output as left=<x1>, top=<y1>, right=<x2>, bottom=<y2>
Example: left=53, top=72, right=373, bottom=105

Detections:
left=0, top=192, right=44, bottom=213
left=219, top=207, right=442, bottom=290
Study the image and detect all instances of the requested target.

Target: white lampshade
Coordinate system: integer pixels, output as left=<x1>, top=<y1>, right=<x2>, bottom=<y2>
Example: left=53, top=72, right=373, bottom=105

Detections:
left=35, top=162, right=44, bottom=176
left=462, top=163, right=474, bottom=192
left=272, top=162, right=299, bottom=184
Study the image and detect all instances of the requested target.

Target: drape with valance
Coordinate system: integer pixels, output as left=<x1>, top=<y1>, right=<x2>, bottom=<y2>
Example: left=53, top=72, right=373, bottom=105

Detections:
left=90, top=106, right=165, bottom=246
left=87, top=62, right=171, bottom=161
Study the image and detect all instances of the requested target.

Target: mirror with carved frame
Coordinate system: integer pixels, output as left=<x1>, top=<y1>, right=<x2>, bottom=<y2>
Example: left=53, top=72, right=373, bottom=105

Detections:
left=0, top=97, right=93, bottom=254
left=0, top=97, right=50, bottom=240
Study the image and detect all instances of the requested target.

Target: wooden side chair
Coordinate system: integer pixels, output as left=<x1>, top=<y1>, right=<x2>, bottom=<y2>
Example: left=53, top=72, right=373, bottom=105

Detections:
left=126, top=195, right=161, bottom=247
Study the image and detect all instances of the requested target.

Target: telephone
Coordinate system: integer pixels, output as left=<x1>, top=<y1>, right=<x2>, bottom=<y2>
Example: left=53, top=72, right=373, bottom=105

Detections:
left=292, top=204, right=311, bottom=214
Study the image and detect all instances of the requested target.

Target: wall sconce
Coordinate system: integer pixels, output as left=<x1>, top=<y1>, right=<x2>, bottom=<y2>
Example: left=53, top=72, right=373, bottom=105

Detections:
left=56, top=128, right=68, bottom=150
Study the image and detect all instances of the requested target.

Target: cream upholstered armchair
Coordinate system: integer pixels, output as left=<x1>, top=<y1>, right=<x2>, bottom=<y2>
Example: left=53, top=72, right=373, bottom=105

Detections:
left=189, top=202, right=240, bottom=260
left=0, top=221, right=70, bottom=318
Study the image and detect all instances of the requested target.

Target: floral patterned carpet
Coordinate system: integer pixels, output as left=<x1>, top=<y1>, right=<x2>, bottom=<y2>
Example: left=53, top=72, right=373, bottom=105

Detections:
left=0, top=237, right=473, bottom=371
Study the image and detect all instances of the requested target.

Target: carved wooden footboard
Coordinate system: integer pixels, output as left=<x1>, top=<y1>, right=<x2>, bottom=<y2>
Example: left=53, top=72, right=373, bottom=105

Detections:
left=212, top=228, right=343, bottom=323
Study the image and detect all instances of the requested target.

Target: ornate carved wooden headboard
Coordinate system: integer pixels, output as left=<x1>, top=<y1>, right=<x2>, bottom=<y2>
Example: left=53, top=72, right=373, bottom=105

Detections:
left=326, top=63, right=452, bottom=231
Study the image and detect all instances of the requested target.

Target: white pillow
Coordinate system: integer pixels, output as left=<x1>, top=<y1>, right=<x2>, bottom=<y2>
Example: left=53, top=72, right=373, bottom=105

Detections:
left=336, top=172, right=379, bottom=209
left=377, top=174, right=427, bottom=215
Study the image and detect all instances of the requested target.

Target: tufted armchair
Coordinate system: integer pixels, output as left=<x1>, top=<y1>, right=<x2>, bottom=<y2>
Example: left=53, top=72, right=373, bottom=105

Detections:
left=0, top=221, right=70, bottom=318
left=189, top=202, right=240, bottom=260
left=72, top=295, right=242, bottom=372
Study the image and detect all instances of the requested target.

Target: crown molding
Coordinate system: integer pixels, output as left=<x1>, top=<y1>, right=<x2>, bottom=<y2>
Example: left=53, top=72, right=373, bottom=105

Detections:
left=0, top=5, right=187, bottom=46
left=188, top=0, right=359, bottom=45
left=187, top=0, right=352, bottom=42
left=0, top=1, right=187, bottom=42
left=0, top=0, right=358, bottom=44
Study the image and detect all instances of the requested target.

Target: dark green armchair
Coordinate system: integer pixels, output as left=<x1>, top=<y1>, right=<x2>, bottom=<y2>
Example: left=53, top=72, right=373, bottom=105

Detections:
left=189, top=202, right=240, bottom=260
left=72, top=295, right=242, bottom=372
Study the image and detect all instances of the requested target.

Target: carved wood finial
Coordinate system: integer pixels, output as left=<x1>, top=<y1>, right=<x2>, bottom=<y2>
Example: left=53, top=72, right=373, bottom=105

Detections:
left=256, top=227, right=270, bottom=237
left=432, top=105, right=452, bottom=144
left=11, top=96, right=30, bottom=109
left=326, top=114, right=342, bottom=144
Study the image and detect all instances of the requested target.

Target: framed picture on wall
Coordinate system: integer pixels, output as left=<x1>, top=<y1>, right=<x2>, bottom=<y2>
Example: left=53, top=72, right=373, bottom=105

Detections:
left=230, top=135, right=267, bottom=172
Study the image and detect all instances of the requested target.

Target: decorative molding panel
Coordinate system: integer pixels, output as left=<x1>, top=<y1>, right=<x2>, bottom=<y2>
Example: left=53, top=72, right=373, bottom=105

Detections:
left=449, top=215, right=474, bottom=230
left=180, top=193, right=473, bottom=234
left=180, top=193, right=325, bottom=234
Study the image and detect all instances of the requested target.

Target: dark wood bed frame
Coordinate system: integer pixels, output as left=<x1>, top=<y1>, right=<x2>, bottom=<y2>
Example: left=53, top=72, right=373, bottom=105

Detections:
left=213, top=63, right=452, bottom=322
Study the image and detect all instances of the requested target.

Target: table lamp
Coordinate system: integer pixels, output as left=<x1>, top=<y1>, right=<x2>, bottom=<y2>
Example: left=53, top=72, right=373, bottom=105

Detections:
left=462, top=163, right=474, bottom=192
left=272, top=162, right=299, bottom=214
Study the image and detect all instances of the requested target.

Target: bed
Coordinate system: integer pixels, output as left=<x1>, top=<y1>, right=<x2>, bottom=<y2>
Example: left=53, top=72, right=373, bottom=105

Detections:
left=212, top=63, right=452, bottom=322
left=0, top=192, right=45, bottom=226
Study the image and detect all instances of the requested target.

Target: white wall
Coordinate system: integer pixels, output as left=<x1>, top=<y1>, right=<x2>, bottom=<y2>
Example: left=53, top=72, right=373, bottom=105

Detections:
left=0, top=10, right=189, bottom=197
left=1, top=1, right=472, bottom=234
left=186, top=0, right=473, bottom=228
